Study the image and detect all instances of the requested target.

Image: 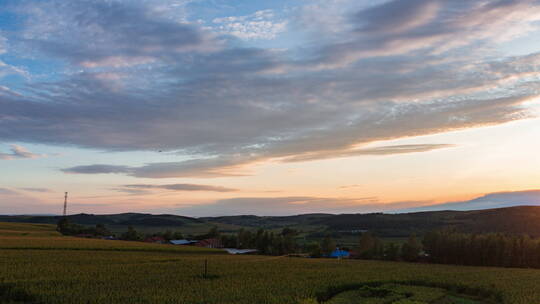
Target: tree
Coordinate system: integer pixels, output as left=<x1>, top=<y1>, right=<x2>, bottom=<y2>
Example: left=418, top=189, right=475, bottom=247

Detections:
left=306, top=242, right=322, bottom=258
left=401, top=234, right=421, bottom=262
left=281, top=227, right=298, bottom=236
left=205, top=226, right=220, bottom=238
left=282, top=229, right=297, bottom=254
left=219, top=234, right=237, bottom=248
left=383, top=243, right=400, bottom=261
left=320, top=236, right=336, bottom=256
left=163, top=230, right=173, bottom=241
left=237, top=228, right=252, bottom=248
left=94, top=224, right=111, bottom=236
left=56, top=218, right=70, bottom=233
left=173, top=231, right=184, bottom=240
left=121, top=226, right=142, bottom=241
left=358, top=232, right=377, bottom=259
left=56, top=218, right=83, bottom=235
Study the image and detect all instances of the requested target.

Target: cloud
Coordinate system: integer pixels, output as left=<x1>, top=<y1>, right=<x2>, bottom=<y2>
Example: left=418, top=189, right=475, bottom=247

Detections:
left=0, top=35, right=6, bottom=54
left=129, top=157, right=253, bottom=178
left=0, top=60, right=27, bottom=79
left=111, top=187, right=152, bottom=196
left=61, top=157, right=252, bottom=178
left=61, top=144, right=455, bottom=178
left=283, top=144, right=455, bottom=162
left=355, top=0, right=441, bottom=34
left=19, top=187, right=52, bottom=193
left=56, top=87, right=535, bottom=179
left=12, top=0, right=218, bottom=68
left=0, top=188, right=52, bottom=214
left=0, top=188, right=18, bottom=195
left=334, top=144, right=455, bottom=155
left=339, top=184, right=363, bottom=189
left=123, top=183, right=237, bottom=192
left=212, top=10, right=287, bottom=40
left=175, top=189, right=540, bottom=216
left=0, top=0, right=540, bottom=179
left=0, top=187, right=58, bottom=214
left=307, top=0, right=540, bottom=68
left=399, top=189, right=540, bottom=212
left=0, top=145, right=46, bottom=160
left=172, top=196, right=421, bottom=217
left=61, top=164, right=132, bottom=174
left=0, top=85, right=23, bottom=97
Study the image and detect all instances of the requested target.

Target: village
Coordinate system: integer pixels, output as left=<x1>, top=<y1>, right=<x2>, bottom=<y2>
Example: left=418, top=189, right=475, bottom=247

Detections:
left=57, top=218, right=354, bottom=258
left=146, top=236, right=259, bottom=255
left=143, top=235, right=351, bottom=257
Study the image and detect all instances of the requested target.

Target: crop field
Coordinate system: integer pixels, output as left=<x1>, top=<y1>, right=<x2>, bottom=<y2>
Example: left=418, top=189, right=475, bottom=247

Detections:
left=2, top=223, right=540, bottom=303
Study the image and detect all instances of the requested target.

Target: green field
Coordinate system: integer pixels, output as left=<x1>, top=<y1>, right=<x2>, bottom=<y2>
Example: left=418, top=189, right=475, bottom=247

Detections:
left=2, top=223, right=540, bottom=304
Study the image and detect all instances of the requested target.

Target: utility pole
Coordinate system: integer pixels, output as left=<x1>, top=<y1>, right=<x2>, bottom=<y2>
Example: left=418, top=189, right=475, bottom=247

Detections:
left=63, top=192, right=68, bottom=217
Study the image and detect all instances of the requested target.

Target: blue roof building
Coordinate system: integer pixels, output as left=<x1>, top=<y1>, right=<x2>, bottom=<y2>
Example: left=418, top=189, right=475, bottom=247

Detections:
left=329, top=248, right=349, bottom=258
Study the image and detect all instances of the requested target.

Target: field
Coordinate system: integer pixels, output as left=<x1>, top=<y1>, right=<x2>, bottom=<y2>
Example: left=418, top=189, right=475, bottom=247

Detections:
left=2, top=223, right=540, bottom=303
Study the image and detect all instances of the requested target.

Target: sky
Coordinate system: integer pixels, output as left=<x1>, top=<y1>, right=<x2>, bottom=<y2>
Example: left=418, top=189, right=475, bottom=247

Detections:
left=1, top=0, right=540, bottom=216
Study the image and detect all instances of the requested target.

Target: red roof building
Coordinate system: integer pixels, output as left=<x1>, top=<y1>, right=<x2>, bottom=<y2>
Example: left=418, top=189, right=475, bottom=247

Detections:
left=195, top=238, right=223, bottom=248
left=144, top=236, right=166, bottom=244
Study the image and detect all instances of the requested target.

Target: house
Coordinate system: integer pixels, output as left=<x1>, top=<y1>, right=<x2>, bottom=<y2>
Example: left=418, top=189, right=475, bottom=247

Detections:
left=347, top=250, right=359, bottom=259
left=144, top=236, right=166, bottom=244
left=170, top=239, right=197, bottom=245
left=223, top=248, right=258, bottom=255
left=195, top=238, right=223, bottom=248
left=75, top=233, right=94, bottom=238
left=329, top=248, right=350, bottom=258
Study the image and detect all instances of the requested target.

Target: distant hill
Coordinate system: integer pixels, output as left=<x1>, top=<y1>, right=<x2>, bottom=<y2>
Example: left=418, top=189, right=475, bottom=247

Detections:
left=199, top=213, right=333, bottom=229
left=0, top=213, right=202, bottom=231
left=3, top=206, right=540, bottom=238
left=299, top=206, right=540, bottom=237
left=204, top=206, right=540, bottom=237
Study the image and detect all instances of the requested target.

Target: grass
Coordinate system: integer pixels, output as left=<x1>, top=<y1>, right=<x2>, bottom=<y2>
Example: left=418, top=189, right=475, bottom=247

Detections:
left=103, top=221, right=247, bottom=236
left=324, top=283, right=488, bottom=304
left=0, top=223, right=59, bottom=237
left=2, top=222, right=540, bottom=304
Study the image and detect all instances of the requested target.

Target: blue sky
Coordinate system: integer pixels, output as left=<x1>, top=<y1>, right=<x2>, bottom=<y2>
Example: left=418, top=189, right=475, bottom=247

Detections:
left=2, top=0, right=540, bottom=216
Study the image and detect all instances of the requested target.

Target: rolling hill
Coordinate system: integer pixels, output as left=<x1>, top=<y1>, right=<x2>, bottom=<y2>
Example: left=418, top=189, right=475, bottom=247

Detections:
left=3, top=206, right=540, bottom=238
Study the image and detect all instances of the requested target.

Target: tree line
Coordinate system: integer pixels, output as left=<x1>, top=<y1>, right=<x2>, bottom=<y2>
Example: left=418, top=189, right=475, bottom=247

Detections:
left=58, top=218, right=540, bottom=268
left=338, top=232, right=422, bottom=262
left=422, top=230, right=540, bottom=268
left=220, top=227, right=298, bottom=255
left=56, top=218, right=185, bottom=241
left=349, top=230, right=540, bottom=269
left=56, top=218, right=420, bottom=258
left=122, top=225, right=303, bottom=256
left=56, top=219, right=299, bottom=255
left=56, top=218, right=112, bottom=236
